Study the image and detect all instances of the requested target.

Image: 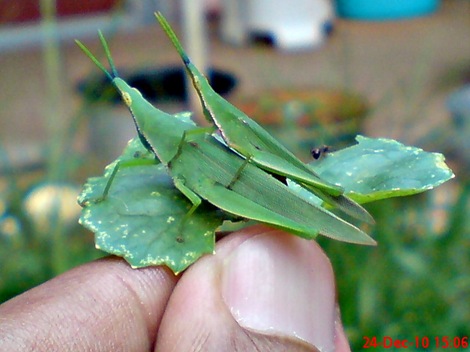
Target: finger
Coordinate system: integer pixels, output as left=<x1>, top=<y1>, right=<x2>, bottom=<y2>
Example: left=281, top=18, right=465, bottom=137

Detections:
left=334, top=307, right=352, bottom=352
left=0, top=257, right=177, bottom=351
left=156, top=225, right=349, bottom=351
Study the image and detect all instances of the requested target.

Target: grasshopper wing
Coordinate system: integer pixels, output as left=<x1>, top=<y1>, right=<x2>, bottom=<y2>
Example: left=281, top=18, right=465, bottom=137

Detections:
left=169, top=134, right=376, bottom=245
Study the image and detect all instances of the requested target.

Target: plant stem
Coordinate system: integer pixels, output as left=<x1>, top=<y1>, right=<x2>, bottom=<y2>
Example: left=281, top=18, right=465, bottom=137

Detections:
left=40, top=0, right=68, bottom=181
left=181, top=0, right=208, bottom=124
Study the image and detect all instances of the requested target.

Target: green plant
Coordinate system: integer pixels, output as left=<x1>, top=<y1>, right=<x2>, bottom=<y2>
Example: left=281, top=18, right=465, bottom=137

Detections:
left=323, top=182, right=469, bottom=348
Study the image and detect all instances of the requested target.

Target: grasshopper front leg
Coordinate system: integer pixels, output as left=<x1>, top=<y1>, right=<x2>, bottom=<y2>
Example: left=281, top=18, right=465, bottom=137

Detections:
left=80, top=161, right=122, bottom=206
left=83, top=158, right=158, bottom=205
left=170, top=126, right=216, bottom=163
left=99, top=161, right=121, bottom=203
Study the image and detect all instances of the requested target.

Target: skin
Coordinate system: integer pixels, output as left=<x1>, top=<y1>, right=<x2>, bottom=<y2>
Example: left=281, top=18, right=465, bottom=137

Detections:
left=0, top=226, right=351, bottom=352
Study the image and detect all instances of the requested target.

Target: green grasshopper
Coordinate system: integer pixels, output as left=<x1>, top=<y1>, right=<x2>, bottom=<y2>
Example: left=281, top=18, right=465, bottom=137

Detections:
left=156, top=13, right=373, bottom=224
left=75, top=33, right=376, bottom=245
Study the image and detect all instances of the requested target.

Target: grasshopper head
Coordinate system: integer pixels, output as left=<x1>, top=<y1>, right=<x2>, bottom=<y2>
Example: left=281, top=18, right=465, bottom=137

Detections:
left=113, top=77, right=146, bottom=109
left=114, top=78, right=135, bottom=107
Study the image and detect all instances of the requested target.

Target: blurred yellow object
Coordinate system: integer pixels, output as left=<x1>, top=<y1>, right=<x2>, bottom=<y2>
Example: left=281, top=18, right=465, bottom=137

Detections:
left=0, top=215, right=21, bottom=238
left=0, top=179, right=7, bottom=217
left=23, top=183, right=81, bottom=233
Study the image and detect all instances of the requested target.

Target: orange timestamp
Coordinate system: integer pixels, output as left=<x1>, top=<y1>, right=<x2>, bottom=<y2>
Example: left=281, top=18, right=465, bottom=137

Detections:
left=363, top=336, right=468, bottom=349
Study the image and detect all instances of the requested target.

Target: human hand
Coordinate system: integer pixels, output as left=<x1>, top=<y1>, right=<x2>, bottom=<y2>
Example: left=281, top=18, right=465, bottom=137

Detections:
left=0, top=225, right=350, bottom=351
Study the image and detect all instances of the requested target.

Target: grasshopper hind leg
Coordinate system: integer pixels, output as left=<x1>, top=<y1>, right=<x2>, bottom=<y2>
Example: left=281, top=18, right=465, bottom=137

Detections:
left=227, top=156, right=252, bottom=190
left=173, top=177, right=204, bottom=242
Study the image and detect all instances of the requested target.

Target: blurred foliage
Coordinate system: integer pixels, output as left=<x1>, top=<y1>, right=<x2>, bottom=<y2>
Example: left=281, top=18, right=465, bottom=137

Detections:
left=0, top=177, right=103, bottom=303
left=236, top=88, right=369, bottom=161
left=321, top=181, right=469, bottom=348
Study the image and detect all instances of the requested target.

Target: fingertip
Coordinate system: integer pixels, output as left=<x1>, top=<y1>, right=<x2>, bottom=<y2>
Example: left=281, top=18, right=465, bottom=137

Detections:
left=0, top=257, right=178, bottom=351
left=221, top=229, right=337, bottom=350
left=334, top=306, right=352, bottom=352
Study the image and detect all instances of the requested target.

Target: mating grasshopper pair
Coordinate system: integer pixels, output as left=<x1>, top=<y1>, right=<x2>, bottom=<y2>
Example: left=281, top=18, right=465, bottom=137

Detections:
left=76, top=13, right=375, bottom=245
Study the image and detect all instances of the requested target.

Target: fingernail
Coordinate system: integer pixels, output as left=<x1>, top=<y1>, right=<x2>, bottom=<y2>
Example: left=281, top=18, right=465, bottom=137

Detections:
left=221, top=231, right=337, bottom=350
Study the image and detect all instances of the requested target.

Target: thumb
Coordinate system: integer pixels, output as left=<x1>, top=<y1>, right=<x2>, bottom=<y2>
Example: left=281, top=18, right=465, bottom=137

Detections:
left=155, top=225, right=350, bottom=352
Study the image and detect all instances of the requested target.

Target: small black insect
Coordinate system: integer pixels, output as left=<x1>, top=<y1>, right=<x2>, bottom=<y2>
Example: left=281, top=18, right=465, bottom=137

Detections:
left=311, top=145, right=330, bottom=160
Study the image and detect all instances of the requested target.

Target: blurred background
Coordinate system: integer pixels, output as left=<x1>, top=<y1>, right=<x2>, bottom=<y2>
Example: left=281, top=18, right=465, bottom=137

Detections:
left=0, top=0, right=469, bottom=348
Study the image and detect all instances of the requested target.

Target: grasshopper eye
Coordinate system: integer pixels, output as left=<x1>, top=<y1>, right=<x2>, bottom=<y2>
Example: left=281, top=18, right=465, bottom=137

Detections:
left=121, top=91, right=132, bottom=107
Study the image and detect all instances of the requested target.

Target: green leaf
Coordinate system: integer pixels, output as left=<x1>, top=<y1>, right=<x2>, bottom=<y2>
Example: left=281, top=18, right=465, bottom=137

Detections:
left=78, top=138, right=224, bottom=274
left=309, top=135, right=455, bottom=204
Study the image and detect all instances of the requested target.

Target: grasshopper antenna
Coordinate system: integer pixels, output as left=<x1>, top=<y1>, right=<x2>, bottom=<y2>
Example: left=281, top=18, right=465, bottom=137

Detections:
left=75, top=31, right=117, bottom=81
left=98, top=30, right=119, bottom=78
left=155, top=12, right=191, bottom=65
